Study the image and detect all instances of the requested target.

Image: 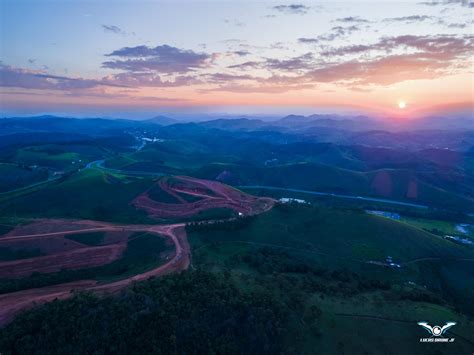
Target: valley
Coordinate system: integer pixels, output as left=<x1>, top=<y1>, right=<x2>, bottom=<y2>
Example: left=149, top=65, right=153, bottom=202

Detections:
left=0, top=115, right=473, bottom=354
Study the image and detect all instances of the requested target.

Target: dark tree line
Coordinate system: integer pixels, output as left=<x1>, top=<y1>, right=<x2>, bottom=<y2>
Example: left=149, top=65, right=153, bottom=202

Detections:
left=0, top=271, right=286, bottom=355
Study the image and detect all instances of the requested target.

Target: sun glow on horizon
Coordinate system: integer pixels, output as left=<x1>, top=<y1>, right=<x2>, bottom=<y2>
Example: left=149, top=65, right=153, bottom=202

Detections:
left=398, top=101, right=406, bottom=109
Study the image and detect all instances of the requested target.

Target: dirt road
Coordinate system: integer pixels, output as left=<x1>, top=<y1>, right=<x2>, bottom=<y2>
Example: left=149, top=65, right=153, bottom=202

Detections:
left=0, top=177, right=274, bottom=326
left=0, top=223, right=188, bottom=326
left=133, top=176, right=275, bottom=219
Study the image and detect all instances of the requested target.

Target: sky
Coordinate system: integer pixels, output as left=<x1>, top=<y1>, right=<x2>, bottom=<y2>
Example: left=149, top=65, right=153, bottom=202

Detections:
left=0, top=0, right=473, bottom=118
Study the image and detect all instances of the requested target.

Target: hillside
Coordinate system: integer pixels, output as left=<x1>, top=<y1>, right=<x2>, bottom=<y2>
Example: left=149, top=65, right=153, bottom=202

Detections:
left=195, top=162, right=474, bottom=211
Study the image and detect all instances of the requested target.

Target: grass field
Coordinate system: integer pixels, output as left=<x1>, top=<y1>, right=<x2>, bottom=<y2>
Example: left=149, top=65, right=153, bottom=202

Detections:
left=0, top=163, right=49, bottom=193
left=147, top=183, right=180, bottom=203
left=188, top=203, right=474, bottom=311
left=104, top=140, right=239, bottom=173
left=9, top=144, right=107, bottom=171
left=0, top=169, right=157, bottom=224
left=186, top=204, right=474, bottom=352
left=94, top=231, right=173, bottom=281
left=189, top=204, right=469, bottom=266
left=400, top=216, right=474, bottom=239
left=103, top=155, right=181, bottom=175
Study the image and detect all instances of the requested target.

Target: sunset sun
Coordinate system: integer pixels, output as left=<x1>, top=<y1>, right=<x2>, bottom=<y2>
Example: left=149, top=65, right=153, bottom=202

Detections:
left=398, top=101, right=406, bottom=109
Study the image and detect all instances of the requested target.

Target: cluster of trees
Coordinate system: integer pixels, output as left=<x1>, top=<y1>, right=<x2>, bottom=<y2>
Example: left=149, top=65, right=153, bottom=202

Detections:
left=235, top=247, right=392, bottom=298
left=397, top=287, right=444, bottom=305
left=0, top=268, right=99, bottom=295
left=0, top=271, right=286, bottom=354
left=0, top=246, right=460, bottom=353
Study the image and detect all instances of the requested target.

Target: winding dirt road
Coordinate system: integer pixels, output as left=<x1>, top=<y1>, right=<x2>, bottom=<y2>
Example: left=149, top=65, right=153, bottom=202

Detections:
left=0, top=176, right=274, bottom=326
left=0, top=223, right=189, bottom=326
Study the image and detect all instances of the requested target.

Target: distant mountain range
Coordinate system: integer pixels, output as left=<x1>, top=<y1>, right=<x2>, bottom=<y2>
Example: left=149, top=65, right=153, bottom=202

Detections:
left=1, top=113, right=473, bottom=151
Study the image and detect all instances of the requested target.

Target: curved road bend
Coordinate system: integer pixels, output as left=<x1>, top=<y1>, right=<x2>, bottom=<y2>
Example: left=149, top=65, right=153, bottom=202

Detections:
left=0, top=223, right=188, bottom=326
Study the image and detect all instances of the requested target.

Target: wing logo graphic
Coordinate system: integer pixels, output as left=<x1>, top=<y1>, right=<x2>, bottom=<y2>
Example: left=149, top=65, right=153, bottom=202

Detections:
left=417, top=321, right=456, bottom=338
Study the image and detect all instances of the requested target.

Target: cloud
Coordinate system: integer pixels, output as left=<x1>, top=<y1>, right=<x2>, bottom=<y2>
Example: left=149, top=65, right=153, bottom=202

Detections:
left=298, top=25, right=361, bottom=44
left=102, top=72, right=200, bottom=88
left=224, top=33, right=473, bottom=91
left=203, top=73, right=256, bottom=83
left=270, top=42, right=289, bottom=50
left=232, top=50, right=250, bottom=56
left=445, top=22, right=468, bottom=28
left=419, top=0, right=473, bottom=7
left=221, top=39, right=245, bottom=45
left=303, top=34, right=474, bottom=85
left=228, top=61, right=262, bottom=70
left=102, top=24, right=125, bottom=35
left=228, top=53, right=315, bottom=72
left=298, top=37, right=319, bottom=44
left=335, top=16, right=370, bottom=23
left=0, top=63, right=201, bottom=92
left=323, top=25, right=360, bottom=41
left=3, top=31, right=472, bottom=98
left=437, top=18, right=470, bottom=28
left=383, top=15, right=435, bottom=23
left=321, top=44, right=375, bottom=56
left=320, top=34, right=473, bottom=57
left=103, top=44, right=211, bottom=73
left=272, top=4, right=310, bottom=14
left=202, top=74, right=314, bottom=94
left=380, top=34, right=473, bottom=56
left=224, top=19, right=245, bottom=27
left=0, top=65, right=114, bottom=90
left=102, top=25, right=135, bottom=37
left=302, top=54, right=445, bottom=86
left=264, top=53, right=315, bottom=71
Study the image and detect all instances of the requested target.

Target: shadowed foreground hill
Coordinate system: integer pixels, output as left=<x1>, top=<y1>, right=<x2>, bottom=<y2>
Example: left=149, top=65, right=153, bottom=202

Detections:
left=0, top=271, right=285, bottom=354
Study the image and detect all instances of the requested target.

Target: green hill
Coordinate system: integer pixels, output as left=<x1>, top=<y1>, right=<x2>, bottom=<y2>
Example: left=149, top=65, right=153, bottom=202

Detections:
left=184, top=204, right=474, bottom=352
left=188, top=204, right=474, bottom=313
left=0, top=169, right=156, bottom=223
left=195, top=162, right=474, bottom=211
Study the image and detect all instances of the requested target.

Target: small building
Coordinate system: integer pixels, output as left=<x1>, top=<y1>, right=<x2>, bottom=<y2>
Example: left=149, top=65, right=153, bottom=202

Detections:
left=279, top=197, right=308, bottom=204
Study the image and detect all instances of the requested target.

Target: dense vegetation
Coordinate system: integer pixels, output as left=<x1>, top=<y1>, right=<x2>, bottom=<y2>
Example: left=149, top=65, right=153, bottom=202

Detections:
left=2, top=257, right=473, bottom=354
left=0, top=169, right=157, bottom=224
left=0, top=271, right=287, bottom=354
left=0, top=163, right=49, bottom=193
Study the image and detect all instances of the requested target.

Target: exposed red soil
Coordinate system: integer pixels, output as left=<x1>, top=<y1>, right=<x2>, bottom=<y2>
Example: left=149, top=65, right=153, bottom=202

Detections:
left=0, top=236, right=87, bottom=254
left=1, top=219, right=113, bottom=238
left=0, top=177, right=275, bottom=327
left=0, top=223, right=188, bottom=326
left=0, top=243, right=126, bottom=278
left=133, top=176, right=275, bottom=219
